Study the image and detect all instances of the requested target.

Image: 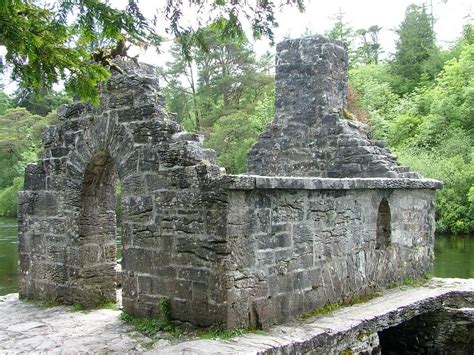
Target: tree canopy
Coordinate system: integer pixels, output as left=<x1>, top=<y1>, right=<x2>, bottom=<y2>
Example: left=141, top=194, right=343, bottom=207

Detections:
left=0, top=0, right=303, bottom=103
left=390, top=4, right=438, bottom=94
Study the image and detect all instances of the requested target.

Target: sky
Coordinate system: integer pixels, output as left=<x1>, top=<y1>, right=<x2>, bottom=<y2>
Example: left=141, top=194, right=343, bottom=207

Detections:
left=1, top=0, right=472, bottom=93
left=128, top=0, right=473, bottom=66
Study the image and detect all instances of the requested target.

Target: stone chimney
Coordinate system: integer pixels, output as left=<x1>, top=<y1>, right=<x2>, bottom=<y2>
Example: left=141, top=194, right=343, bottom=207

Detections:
left=247, top=35, right=420, bottom=178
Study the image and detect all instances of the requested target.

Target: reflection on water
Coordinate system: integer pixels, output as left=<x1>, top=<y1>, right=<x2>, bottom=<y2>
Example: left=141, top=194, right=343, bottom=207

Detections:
left=434, top=233, right=474, bottom=279
left=0, top=217, right=18, bottom=296
left=0, top=216, right=472, bottom=295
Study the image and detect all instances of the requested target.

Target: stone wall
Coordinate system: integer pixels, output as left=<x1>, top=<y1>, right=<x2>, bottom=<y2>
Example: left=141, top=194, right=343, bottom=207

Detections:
left=18, top=36, right=441, bottom=330
left=379, top=307, right=474, bottom=353
left=18, top=62, right=229, bottom=326
left=247, top=35, right=420, bottom=178
left=220, top=175, right=440, bottom=328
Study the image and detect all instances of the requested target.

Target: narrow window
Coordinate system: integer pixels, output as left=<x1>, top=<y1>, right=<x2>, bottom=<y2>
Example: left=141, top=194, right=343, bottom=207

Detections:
left=376, top=198, right=391, bottom=249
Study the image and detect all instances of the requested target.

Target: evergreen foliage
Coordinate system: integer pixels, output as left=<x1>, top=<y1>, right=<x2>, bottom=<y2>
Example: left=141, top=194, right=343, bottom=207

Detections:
left=159, top=28, right=275, bottom=173
left=0, top=106, right=56, bottom=216
left=350, top=30, right=474, bottom=233
left=390, top=4, right=438, bottom=94
left=0, top=0, right=303, bottom=103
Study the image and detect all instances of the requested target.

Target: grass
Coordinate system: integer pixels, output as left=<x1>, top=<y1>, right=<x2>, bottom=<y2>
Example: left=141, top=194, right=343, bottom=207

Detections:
left=21, top=297, right=63, bottom=309
left=301, top=293, right=381, bottom=320
left=120, top=296, right=266, bottom=343
left=71, top=300, right=117, bottom=312
left=423, top=272, right=433, bottom=281
left=401, top=274, right=432, bottom=288
left=197, top=325, right=266, bottom=340
left=119, top=312, right=178, bottom=336
left=119, top=297, right=180, bottom=339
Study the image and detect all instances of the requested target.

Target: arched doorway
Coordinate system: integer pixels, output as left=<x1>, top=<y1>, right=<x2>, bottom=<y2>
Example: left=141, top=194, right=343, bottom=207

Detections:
left=376, top=198, right=391, bottom=250
left=74, top=150, right=119, bottom=306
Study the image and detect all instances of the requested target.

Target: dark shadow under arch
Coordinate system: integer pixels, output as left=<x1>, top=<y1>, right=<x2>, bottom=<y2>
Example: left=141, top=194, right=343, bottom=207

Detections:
left=75, top=150, right=118, bottom=306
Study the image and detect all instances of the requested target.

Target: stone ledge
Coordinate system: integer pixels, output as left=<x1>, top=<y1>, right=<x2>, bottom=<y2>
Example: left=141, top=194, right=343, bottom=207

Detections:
left=221, top=175, right=443, bottom=190
left=154, top=278, right=473, bottom=354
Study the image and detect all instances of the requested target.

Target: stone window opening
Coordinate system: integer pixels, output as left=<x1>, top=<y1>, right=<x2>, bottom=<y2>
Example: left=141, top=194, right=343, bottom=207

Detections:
left=76, top=149, right=120, bottom=306
left=376, top=198, right=391, bottom=249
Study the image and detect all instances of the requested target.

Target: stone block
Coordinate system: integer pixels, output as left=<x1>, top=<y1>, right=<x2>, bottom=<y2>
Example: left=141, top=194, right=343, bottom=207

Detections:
left=24, top=164, right=46, bottom=191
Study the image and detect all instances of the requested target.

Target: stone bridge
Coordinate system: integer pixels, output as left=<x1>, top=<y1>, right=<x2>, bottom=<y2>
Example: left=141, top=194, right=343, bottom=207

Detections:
left=18, top=35, right=442, bottom=329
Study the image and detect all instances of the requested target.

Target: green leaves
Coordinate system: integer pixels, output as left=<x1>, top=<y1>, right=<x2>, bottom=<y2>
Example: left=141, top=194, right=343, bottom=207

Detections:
left=391, top=4, right=438, bottom=94
left=1, top=1, right=302, bottom=104
left=350, top=39, right=474, bottom=233
left=1, top=0, right=157, bottom=103
left=0, top=105, right=57, bottom=216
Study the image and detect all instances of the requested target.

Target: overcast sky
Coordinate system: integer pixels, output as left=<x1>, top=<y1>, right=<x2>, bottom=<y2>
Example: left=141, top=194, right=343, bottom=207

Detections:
left=128, top=0, right=473, bottom=65
left=1, top=0, right=472, bottom=93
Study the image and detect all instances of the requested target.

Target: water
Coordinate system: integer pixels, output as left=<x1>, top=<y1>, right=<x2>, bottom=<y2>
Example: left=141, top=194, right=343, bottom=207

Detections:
left=0, top=217, right=18, bottom=296
left=0, top=216, right=473, bottom=295
left=434, top=233, right=474, bottom=278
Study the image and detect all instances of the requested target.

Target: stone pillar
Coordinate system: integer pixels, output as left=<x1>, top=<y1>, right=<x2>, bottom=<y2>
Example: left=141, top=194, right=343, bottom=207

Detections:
left=247, top=35, right=420, bottom=179
left=274, top=35, right=348, bottom=128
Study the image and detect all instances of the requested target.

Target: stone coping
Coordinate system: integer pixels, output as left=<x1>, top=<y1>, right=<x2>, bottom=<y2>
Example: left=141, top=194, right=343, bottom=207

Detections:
left=219, top=175, right=443, bottom=191
left=154, top=278, right=473, bottom=354
left=0, top=279, right=471, bottom=353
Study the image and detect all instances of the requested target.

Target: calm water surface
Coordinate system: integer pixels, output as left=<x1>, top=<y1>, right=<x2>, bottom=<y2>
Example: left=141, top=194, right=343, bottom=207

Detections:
left=434, top=233, right=474, bottom=278
left=0, top=216, right=473, bottom=295
left=0, top=217, right=18, bottom=296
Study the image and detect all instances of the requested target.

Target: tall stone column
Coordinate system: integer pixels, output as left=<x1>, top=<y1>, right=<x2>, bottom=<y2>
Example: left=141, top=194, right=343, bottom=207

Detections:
left=247, top=35, right=419, bottom=179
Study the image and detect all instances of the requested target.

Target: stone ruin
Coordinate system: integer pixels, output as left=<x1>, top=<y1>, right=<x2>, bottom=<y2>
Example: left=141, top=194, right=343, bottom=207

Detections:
left=18, top=35, right=442, bottom=329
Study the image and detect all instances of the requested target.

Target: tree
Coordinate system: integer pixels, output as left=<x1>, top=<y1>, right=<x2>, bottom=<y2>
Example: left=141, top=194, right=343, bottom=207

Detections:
left=12, top=88, right=71, bottom=116
left=326, top=8, right=354, bottom=49
left=390, top=4, right=438, bottom=94
left=0, top=0, right=159, bottom=104
left=0, top=107, right=53, bottom=188
left=355, top=25, right=383, bottom=65
left=0, top=91, right=10, bottom=115
left=159, top=26, right=274, bottom=132
left=0, top=106, right=57, bottom=216
left=0, top=0, right=303, bottom=104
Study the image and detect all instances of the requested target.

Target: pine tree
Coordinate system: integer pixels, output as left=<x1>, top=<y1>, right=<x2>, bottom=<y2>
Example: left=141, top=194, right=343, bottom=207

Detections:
left=391, top=4, right=437, bottom=94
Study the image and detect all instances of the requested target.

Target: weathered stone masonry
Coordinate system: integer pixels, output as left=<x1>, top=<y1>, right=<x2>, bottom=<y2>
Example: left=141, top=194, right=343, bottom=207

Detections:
left=18, top=36, right=442, bottom=329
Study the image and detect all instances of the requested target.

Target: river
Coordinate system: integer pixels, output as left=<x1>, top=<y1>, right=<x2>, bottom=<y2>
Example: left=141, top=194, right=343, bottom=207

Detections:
left=1, top=216, right=473, bottom=296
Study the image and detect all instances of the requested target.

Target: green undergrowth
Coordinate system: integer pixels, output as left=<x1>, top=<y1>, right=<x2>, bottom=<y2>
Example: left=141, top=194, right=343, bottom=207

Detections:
left=197, top=324, right=266, bottom=340
left=120, top=298, right=266, bottom=344
left=71, top=300, right=117, bottom=312
left=301, top=292, right=381, bottom=320
left=119, top=312, right=180, bottom=337
left=119, top=297, right=180, bottom=342
left=22, top=297, right=63, bottom=309
left=21, top=296, right=119, bottom=311
left=400, top=273, right=432, bottom=288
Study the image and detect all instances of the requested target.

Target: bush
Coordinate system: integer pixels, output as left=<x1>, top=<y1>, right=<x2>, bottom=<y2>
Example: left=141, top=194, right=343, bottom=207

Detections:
left=0, top=177, right=24, bottom=217
left=397, top=148, right=474, bottom=233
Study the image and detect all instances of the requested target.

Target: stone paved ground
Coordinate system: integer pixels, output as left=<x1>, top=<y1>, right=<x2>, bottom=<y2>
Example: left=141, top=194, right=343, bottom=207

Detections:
left=0, top=278, right=473, bottom=354
left=0, top=293, right=146, bottom=353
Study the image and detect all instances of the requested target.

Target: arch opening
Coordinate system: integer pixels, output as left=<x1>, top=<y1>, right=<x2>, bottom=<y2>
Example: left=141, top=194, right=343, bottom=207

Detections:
left=75, top=150, right=121, bottom=306
left=376, top=198, right=391, bottom=250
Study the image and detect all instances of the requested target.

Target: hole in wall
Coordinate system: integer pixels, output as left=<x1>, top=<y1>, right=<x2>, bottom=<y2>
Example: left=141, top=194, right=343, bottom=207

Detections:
left=376, top=198, right=391, bottom=250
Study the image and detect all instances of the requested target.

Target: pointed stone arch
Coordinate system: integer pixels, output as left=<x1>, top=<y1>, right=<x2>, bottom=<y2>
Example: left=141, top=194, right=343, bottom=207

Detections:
left=18, top=63, right=225, bottom=324
left=73, top=149, right=118, bottom=306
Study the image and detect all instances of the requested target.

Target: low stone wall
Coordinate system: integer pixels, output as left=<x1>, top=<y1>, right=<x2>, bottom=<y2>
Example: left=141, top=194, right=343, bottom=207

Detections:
left=220, top=175, right=440, bottom=328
